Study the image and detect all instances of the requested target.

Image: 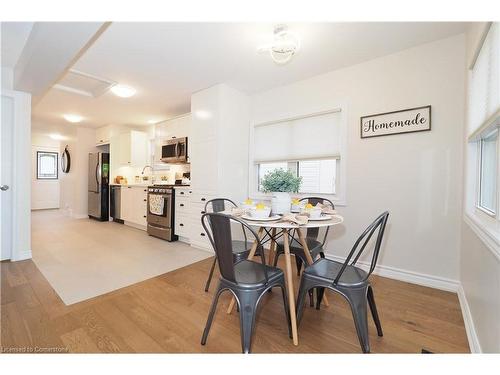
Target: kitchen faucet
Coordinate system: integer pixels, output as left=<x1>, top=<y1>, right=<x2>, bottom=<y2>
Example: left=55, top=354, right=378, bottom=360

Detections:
left=141, top=165, right=153, bottom=175
left=141, top=165, right=154, bottom=183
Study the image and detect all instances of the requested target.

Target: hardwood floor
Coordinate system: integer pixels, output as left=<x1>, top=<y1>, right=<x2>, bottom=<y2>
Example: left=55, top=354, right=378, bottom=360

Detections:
left=0, top=257, right=470, bottom=353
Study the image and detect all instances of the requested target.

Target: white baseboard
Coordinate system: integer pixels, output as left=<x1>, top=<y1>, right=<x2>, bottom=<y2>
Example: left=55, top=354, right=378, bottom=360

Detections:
left=325, top=254, right=460, bottom=292
left=12, top=249, right=32, bottom=261
left=72, top=213, right=89, bottom=219
left=457, top=285, right=482, bottom=353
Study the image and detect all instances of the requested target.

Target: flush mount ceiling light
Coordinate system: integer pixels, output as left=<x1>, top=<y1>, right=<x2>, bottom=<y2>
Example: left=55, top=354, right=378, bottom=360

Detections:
left=63, top=114, right=83, bottom=123
left=110, top=84, right=136, bottom=98
left=257, top=24, right=300, bottom=65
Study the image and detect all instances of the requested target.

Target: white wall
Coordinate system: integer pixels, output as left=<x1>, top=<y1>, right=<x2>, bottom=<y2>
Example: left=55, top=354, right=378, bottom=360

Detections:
left=1, top=67, right=14, bottom=90
left=251, top=34, right=466, bottom=284
left=31, top=132, right=60, bottom=210
left=459, top=22, right=500, bottom=353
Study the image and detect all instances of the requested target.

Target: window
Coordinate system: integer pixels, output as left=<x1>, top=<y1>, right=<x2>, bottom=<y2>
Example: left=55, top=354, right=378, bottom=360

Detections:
left=37, top=151, right=58, bottom=179
left=478, top=129, right=498, bottom=215
left=251, top=108, right=346, bottom=202
left=465, top=22, right=500, bottom=256
left=258, top=159, right=337, bottom=194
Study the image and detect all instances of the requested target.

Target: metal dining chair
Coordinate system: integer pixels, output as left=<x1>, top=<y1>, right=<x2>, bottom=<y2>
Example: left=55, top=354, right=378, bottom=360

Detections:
left=203, top=198, right=253, bottom=292
left=200, top=212, right=291, bottom=353
left=273, top=197, right=335, bottom=276
left=296, top=211, right=389, bottom=353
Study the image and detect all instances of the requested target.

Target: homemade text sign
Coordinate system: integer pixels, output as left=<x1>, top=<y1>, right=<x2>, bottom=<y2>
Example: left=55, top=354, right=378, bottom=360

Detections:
left=360, top=105, right=431, bottom=138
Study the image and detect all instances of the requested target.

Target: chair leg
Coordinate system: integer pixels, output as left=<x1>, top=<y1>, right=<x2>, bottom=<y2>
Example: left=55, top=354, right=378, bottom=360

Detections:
left=296, top=278, right=312, bottom=324
left=315, top=287, right=325, bottom=310
left=345, top=288, right=370, bottom=353
left=201, top=285, right=225, bottom=345
left=279, top=284, right=292, bottom=339
left=237, top=291, right=260, bottom=354
left=308, top=290, right=314, bottom=307
left=204, top=257, right=217, bottom=292
left=295, top=256, right=303, bottom=276
left=273, top=251, right=280, bottom=267
left=367, top=285, right=383, bottom=337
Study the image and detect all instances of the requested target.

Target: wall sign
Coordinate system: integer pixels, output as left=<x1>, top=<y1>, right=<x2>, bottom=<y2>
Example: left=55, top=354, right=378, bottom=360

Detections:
left=360, top=105, right=431, bottom=139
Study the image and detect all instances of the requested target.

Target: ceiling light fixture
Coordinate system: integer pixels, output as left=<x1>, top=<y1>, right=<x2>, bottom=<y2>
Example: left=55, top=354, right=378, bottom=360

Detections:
left=257, top=24, right=300, bottom=65
left=63, top=114, right=83, bottom=123
left=148, top=119, right=159, bottom=124
left=110, top=84, right=136, bottom=98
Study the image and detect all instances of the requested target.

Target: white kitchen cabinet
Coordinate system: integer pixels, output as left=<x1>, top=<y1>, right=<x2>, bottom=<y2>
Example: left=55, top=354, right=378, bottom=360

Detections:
left=119, top=130, right=148, bottom=166
left=96, top=125, right=111, bottom=146
left=120, top=186, right=148, bottom=228
left=185, top=84, right=250, bottom=251
left=174, top=187, right=192, bottom=241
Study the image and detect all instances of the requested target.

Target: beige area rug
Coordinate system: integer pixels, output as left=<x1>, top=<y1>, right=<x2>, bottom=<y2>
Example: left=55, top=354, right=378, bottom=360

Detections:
left=31, top=210, right=212, bottom=305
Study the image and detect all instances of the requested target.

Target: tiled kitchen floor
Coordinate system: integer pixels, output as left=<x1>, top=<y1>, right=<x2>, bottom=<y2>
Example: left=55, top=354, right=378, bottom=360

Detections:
left=30, top=209, right=211, bottom=305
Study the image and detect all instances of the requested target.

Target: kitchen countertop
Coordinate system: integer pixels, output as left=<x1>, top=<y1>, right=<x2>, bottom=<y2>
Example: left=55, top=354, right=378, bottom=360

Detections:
left=110, top=183, right=151, bottom=187
left=110, top=183, right=190, bottom=188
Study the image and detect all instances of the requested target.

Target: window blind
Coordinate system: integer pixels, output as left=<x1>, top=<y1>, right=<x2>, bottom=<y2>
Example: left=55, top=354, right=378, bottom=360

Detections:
left=253, top=110, right=342, bottom=163
left=469, top=22, right=500, bottom=137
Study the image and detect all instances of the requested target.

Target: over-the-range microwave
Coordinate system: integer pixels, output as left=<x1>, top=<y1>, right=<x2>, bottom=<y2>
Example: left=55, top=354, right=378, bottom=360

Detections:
left=161, top=137, right=188, bottom=164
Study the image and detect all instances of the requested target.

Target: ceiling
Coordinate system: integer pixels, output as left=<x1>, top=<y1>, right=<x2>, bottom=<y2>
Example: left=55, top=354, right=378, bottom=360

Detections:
left=31, top=22, right=467, bottom=129
left=1, top=22, right=34, bottom=68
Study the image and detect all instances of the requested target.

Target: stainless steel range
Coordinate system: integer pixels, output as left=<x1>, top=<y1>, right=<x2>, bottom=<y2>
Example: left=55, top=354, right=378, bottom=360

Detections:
left=147, top=185, right=178, bottom=241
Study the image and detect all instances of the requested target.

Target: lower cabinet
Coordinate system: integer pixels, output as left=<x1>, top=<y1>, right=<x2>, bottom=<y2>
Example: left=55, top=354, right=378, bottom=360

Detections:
left=174, top=187, right=217, bottom=251
left=121, top=186, right=148, bottom=228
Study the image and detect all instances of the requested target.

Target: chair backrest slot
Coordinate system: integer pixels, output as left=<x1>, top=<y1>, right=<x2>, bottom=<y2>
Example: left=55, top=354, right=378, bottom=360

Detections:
left=299, top=197, right=335, bottom=243
left=201, top=212, right=268, bottom=285
left=333, top=211, right=389, bottom=285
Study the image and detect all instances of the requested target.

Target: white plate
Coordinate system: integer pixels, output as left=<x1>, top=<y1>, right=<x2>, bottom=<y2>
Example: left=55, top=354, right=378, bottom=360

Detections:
left=308, top=214, right=333, bottom=221
left=241, top=214, right=281, bottom=222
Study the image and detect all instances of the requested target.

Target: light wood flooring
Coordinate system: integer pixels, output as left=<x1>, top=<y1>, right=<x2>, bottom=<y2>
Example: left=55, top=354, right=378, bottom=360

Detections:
left=1, top=256, right=469, bottom=353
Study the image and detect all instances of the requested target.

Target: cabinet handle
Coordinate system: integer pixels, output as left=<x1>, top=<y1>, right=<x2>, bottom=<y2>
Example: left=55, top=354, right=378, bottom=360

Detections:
left=200, top=233, right=205, bottom=237
left=143, top=215, right=146, bottom=218
left=201, top=211, right=205, bottom=214
left=144, top=189, right=147, bottom=192
left=201, top=198, right=206, bottom=201
left=180, top=223, right=184, bottom=227
left=127, top=186, right=132, bottom=189
left=180, top=191, right=184, bottom=195
left=144, top=199, right=147, bottom=202
left=180, top=203, right=184, bottom=207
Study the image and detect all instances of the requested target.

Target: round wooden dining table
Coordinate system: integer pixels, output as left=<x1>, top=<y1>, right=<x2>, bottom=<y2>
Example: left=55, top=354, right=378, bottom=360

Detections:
left=226, top=214, right=344, bottom=346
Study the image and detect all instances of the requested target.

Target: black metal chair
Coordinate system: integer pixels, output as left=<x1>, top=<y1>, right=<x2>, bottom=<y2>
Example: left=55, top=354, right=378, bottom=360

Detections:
left=200, top=212, right=291, bottom=353
left=273, top=197, right=334, bottom=276
left=296, top=211, right=389, bottom=353
left=203, top=198, right=253, bottom=292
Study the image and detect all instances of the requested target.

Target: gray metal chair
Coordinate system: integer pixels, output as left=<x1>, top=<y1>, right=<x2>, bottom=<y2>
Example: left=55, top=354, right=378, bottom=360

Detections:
left=200, top=212, right=291, bottom=353
left=273, top=197, right=335, bottom=276
left=203, top=198, right=253, bottom=292
left=296, top=211, right=389, bottom=353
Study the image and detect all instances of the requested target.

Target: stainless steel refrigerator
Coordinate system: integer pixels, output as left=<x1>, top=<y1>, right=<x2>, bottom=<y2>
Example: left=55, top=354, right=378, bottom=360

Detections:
left=88, top=152, right=109, bottom=221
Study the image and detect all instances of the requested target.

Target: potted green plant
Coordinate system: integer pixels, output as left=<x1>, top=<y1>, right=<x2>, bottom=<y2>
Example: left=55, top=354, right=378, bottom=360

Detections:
left=261, top=168, right=302, bottom=214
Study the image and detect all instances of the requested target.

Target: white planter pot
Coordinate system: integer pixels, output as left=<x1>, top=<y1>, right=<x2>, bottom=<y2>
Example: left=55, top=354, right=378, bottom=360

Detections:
left=271, top=192, right=291, bottom=214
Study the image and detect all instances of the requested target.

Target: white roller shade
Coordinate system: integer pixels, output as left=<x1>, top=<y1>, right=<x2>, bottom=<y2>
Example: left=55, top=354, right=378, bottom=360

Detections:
left=253, top=110, right=342, bottom=163
left=469, top=22, right=500, bottom=137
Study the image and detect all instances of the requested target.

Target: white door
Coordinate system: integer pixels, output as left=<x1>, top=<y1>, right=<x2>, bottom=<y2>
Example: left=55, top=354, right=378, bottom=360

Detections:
left=1, top=94, right=14, bottom=260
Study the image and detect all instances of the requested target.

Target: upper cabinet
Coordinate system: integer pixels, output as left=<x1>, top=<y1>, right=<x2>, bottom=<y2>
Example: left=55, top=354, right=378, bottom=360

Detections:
left=119, top=130, right=148, bottom=166
left=96, top=125, right=111, bottom=146
left=154, top=114, right=191, bottom=164
left=190, top=84, right=249, bottom=198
